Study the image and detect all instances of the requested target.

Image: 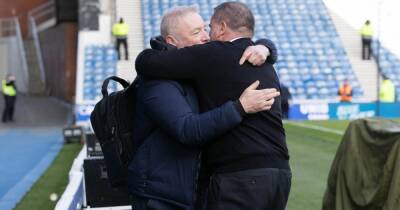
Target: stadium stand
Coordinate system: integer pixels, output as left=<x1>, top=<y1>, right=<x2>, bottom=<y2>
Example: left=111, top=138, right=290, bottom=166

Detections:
left=141, top=0, right=364, bottom=100
left=326, top=9, right=379, bottom=101
left=114, top=0, right=143, bottom=81
left=83, top=45, right=117, bottom=102
left=53, top=0, right=400, bottom=209
left=373, top=41, right=400, bottom=101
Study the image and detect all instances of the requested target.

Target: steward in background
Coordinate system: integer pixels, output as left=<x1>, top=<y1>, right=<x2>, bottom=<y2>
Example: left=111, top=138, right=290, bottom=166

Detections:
left=112, top=18, right=129, bottom=60
left=359, top=20, right=373, bottom=60
left=379, top=75, right=395, bottom=102
left=338, top=79, right=353, bottom=102
left=2, top=74, right=17, bottom=123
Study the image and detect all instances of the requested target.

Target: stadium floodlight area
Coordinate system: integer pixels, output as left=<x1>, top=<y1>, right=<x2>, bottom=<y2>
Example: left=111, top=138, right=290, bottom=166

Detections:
left=141, top=0, right=364, bottom=100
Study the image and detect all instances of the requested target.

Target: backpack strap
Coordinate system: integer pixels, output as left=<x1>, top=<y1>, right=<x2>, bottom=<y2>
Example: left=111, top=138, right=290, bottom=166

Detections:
left=102, top=76, right=130, bottom=96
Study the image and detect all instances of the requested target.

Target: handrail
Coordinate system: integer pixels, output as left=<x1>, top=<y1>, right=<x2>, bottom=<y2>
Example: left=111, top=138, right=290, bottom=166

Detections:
left=28, top=0, right=56, bottom=30
left=27, top=0, right=57, bottom=89
left=14, top=18, right=29, bottom=92
left=29, top=16, right=46, bottom=85
left=0, top=17, right=16, bottom=21
left=31, top=8, right=55, bottom=19
left=29, top=0, right=55, bottom=17
left=0, top=18, right=17, bottom=36
left=0, top=17, right=29, bottom=93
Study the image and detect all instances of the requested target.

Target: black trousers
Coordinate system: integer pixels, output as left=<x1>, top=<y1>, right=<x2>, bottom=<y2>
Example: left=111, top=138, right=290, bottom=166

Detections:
left=281, top=101, right=289, bottom=119
left=116, top=37, right=129, bottom=60
left=2, top=95, right=16, bottom=122
left=207, top=168, right=292, bottom=210
left=131, top=195, right=182, bottom=210
left=362, top=38, right=372, bottom=60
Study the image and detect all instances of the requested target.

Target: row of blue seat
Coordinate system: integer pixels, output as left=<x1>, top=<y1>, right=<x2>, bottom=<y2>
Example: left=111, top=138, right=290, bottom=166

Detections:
left=141, top=0, right=363, bottom=100
left=83, top=45, right=117, bottom=101
left=248, top=0, right=363, bottom=99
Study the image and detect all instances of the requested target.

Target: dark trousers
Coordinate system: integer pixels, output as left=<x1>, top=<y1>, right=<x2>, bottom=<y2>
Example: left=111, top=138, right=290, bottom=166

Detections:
left=131, top=195, right=182, bottom=210
left=116, top=37, right=129, bottom=60
left=281, top=101, right=289, bottom=119
left=362, top=38, right=372, bottom=60
left=2, top=95, right=16, bottom=122
left=207, top=168, right=292, bottom=210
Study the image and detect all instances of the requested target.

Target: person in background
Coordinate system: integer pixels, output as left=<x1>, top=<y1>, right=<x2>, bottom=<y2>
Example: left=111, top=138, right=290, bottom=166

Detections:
left=379, top=75, right=395, bottom=102
left=359, top=20, right=373, bottom=60
left=2, top=74, right=17, bottom=123
left=112, top=18, right=129, bottom=60
left=280, top=83, right=291, bottom=119
left=338, top=79, right=353, bottom=102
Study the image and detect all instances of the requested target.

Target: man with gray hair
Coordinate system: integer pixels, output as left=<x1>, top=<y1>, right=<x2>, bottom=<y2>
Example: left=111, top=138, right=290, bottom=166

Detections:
left=155, top=5, right=276, bottom=64
left=129, top=4, right=279, bottom=210
left=136, top=2, right=291, bottom=210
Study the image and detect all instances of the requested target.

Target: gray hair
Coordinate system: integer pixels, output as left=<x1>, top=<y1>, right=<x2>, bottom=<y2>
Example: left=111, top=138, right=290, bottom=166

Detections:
left=160, top=5, right=198, bottom=38
left=211, top=2, right=254, bottom=35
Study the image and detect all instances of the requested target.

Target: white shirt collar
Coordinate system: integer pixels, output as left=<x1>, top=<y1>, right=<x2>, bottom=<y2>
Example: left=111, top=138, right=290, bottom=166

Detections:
left=230, top=37, right=245, bottom=42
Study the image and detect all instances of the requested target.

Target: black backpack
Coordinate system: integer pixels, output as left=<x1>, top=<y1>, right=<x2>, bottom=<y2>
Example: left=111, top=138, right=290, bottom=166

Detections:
left=90, top=76, right=140, bottom=188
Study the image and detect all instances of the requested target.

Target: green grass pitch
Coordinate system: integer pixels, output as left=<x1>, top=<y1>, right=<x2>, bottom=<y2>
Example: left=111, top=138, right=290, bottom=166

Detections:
left=15, top=120, right=358, bottom=210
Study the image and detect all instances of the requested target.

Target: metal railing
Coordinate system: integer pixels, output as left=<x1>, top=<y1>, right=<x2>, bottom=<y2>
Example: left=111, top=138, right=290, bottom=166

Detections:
left=28, top=0, right=57, bottom=32
left=0, top=17, right=29, bottom=91
left=27, top=0, right=57, bottom=88
left=14, top=18, right=29, bottom=89
left=0, top=17, right=17, bottom=37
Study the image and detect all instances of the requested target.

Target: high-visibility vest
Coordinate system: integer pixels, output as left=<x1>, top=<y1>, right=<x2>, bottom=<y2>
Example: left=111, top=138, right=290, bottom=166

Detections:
left=379, top=80, right=395, bottom=102
left=112, top=23, right=129, bottom=37
left=360, top=24, right=373, bottom=38
left=2, top=79, right=16, bottom=96
left=339, top=85, right=352, bottom=102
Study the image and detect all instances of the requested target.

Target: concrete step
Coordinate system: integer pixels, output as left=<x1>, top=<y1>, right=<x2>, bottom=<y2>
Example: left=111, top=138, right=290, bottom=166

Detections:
left=115, top=0, right=143, bottom=81
left=117, top=61, right=136, bottom=82
left=328, top=9, right=380, bottom=101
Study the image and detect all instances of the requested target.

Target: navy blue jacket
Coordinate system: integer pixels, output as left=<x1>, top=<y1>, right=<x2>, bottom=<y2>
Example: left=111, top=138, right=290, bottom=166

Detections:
left=128, top=79, right=243, bottom=209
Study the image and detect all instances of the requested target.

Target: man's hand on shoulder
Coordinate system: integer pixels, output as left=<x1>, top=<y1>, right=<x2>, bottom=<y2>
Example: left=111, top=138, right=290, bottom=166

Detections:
left=239, top=80, right=280, bottom=114
left=239, top=45, right=270, bottom=66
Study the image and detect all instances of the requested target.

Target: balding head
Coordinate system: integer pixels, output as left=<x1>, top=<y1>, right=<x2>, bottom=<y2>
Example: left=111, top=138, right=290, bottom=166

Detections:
left=210, top=1, right=254, bottom=40
left=160, top=6, right=198, bottom=38
left=160, top=5, right=210, bottom=48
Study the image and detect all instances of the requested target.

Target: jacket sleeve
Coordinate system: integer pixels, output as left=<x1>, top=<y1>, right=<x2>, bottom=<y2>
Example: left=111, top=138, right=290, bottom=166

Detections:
left=255, top=38, right=278, bottom=64
left=135, top=43, right=214, bottom=79
left=141, top=81, right=243, bottom=147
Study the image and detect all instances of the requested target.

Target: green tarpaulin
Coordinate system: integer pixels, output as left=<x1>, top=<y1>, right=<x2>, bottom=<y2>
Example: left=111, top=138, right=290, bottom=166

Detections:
left=323, top=118, right=400, bottom=210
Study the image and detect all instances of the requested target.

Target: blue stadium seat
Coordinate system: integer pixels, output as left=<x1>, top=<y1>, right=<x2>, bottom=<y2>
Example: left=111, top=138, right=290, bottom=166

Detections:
left=83, top=45, right=117, bottom=101
left=141, top=0, right=365, bottom=100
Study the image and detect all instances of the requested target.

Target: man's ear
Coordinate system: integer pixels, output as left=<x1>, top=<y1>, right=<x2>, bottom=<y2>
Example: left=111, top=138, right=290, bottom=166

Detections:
left=219, top=21, right=227, bottom=36
left=165, top=35, right=178, bottom=47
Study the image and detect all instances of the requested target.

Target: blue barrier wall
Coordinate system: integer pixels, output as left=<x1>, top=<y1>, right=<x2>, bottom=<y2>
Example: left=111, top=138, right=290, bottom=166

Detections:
left=289, top=102, right=400, bottom=120
left=77, top=102, right=399, bottom=123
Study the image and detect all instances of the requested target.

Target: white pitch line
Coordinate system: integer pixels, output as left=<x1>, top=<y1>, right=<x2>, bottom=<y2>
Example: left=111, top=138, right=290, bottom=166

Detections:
left=284, top=121, right=345, bottom=135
